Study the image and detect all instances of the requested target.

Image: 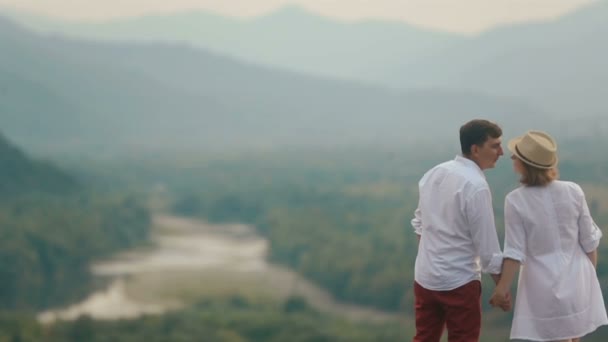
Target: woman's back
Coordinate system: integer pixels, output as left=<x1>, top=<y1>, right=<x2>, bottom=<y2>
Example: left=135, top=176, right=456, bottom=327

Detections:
left=504, top=180, right=607, bottom=340
left=506, top=180, right=587, bottom=267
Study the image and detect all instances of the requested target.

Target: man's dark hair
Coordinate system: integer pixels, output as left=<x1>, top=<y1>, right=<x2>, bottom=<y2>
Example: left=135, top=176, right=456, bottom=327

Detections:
left=459, top=119, right=502, bottom=155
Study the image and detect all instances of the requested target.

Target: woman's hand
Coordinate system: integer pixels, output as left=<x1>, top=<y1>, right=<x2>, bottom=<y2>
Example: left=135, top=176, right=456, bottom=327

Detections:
left=489, top=287, right=512, bottom=311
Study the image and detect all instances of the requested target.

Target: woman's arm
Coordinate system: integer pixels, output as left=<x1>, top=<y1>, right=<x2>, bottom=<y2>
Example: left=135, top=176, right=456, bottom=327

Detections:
left=576, top=184, right=603, bottom=260
left=495, top=258, right=519, bottom=294
left=489, top=258, right=519, bottom=310
left=587, top=249, right=598, bottom=269
left=491, top=196, right=526, bottom=310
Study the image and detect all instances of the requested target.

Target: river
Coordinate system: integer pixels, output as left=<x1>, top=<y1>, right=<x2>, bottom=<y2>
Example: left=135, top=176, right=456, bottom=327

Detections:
left=38, top=214, right=400, bottom=324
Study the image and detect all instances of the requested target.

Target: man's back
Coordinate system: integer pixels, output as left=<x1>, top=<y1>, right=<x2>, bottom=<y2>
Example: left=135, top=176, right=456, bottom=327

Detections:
left=413, top=156, right=501, bottom=291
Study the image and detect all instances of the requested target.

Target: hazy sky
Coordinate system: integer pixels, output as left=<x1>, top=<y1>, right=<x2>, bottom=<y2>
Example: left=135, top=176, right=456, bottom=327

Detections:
left=0, top=0, right=596, bottom=33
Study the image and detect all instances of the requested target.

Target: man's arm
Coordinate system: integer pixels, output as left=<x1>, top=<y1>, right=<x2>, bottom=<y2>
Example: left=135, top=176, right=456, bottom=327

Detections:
left=412, top=207, right=422, bottom=234
left=412, top=206, right=423, bottom=246
left=467, top=188, right=503, bottom=276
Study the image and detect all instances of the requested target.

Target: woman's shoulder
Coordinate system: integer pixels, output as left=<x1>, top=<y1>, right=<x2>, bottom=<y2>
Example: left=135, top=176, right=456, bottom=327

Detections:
left=552, top=180, right=584, bottom=194
left=505, top=186, right=526, bottom=202
left=505, top=181, right=584, bottom=201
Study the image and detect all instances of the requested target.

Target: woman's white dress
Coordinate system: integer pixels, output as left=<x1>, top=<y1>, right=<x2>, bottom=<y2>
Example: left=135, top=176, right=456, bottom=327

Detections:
left=504, top=180, right=608, bottom=341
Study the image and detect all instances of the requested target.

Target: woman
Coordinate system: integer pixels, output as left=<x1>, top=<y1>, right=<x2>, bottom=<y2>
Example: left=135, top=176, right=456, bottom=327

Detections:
left=490, top=130, right=608, bottom=341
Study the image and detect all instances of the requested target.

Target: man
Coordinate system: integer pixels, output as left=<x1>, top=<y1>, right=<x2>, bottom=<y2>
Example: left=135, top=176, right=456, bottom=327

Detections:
left=411, top=119, right=506, bottom=342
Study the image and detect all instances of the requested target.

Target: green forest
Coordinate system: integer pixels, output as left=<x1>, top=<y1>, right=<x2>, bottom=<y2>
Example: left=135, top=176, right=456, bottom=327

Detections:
left=2, top=137, right=608, bottom=341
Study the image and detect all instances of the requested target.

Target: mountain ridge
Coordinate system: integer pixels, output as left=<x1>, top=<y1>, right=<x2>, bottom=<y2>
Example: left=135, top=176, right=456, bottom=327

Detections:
left=0, top=15, right=566, bottom=156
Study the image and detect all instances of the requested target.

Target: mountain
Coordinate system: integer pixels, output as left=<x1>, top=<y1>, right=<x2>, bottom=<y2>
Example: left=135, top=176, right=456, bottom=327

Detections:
left=7, top=2, right=606, bottom=120
left=0, top=132, right=79, bottom=196
left=0, top=16, right=232, bottom=152
left=385, top=0, right=608, bottom=118
left=0, top=16, right=553, bottom=155
left=3, top=5, right=463, bottom=84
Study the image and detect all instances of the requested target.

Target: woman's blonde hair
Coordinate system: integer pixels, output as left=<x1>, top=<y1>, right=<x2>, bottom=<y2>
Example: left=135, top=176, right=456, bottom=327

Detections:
left=519, top=162, right=558, bottom=186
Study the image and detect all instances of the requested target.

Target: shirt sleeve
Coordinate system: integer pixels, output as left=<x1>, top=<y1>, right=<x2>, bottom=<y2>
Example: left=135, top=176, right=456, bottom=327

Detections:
left=411, top=206, right=423, bottom=236
left=577, top=185, right=603, bottom=253
left=503, top=196, right=527, bottom=264
left=466, top=187, right=503, bottom=274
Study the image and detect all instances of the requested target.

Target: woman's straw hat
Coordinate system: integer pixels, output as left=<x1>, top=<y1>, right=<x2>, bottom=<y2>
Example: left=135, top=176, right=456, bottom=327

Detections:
left=508, top=130, right=558, bottom=169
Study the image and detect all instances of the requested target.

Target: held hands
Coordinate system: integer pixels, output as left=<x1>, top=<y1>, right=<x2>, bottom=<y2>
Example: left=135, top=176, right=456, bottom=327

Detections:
left=489, top=287, right=512, bottom=311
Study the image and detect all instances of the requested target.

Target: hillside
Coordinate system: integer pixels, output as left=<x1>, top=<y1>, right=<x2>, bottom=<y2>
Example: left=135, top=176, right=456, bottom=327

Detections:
left=0, top=132, right=79, bottom=196
left=0, top=133, right=150, bottom=310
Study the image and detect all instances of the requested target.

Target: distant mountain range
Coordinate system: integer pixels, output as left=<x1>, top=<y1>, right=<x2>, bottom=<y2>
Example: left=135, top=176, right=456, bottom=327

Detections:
left=7, top=1, right=606, bottom=119
left=3, top=5, right=462, bottom=85
left=385, top=0, right=608, bottom=118
left=0, top=16, right=552, bottom=155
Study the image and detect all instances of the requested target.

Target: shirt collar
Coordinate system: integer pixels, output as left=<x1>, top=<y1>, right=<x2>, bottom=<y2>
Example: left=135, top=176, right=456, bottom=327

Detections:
left=455, top=155, right=485, bottom=179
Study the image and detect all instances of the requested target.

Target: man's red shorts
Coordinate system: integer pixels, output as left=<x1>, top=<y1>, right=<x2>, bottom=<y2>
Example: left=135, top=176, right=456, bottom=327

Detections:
left=413, top=280, right=482, bottom=342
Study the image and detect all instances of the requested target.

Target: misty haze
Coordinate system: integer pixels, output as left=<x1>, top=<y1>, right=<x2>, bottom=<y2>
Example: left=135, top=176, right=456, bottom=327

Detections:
left=0, top=0, right=607, bottom=341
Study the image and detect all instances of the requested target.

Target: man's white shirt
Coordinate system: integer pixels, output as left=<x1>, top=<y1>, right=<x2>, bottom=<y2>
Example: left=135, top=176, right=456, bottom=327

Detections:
left=412, top=155, right=503, bottom=291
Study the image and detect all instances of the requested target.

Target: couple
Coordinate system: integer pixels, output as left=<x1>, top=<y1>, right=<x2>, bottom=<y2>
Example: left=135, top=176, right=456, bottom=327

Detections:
left=411, top=119, right=608, bottom=341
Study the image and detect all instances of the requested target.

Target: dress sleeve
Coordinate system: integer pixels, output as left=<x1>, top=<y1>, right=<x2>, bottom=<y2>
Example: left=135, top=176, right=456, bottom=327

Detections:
left=577, top=185, right=603, bottom=253
left=467, top=187, right=503, bottom=274
left=503, top=195, right=527, bottom=264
